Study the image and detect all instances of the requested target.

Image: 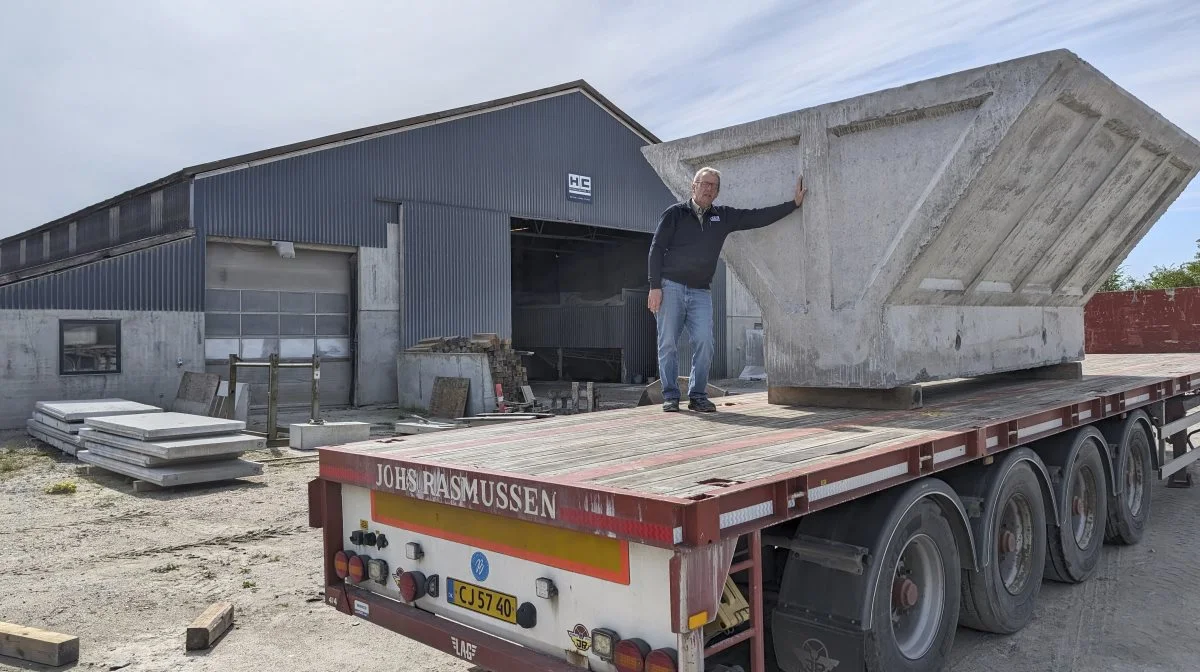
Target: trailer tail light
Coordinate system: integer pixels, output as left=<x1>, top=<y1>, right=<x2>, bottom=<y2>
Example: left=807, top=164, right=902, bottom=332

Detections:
left=333, top=550, right=356, bottom=579
left=614, top=638, right=651, bottom=672
left=398, top=571, right=427, bottom=602
left=645, top=648, right=678, bottom=672
left=348, top=554, right=368, bottom=583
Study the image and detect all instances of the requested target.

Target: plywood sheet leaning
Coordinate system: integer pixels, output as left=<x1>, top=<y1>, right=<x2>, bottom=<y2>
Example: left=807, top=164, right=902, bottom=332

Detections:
left=640, top=49, right=1200, bottom=392
left=172, top=371, right=222, bottom=416
left=428, top=376, right=470, bottom=419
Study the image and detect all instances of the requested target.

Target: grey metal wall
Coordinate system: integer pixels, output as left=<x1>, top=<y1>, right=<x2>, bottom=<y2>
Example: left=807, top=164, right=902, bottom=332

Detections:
left=402, top=203, right=510, bottom=348
left=621, top=288, right=659, bottom=384
left=192, top=91, right=677, bottom=248
left=0, top=180, right=190, bottom=275
left=0, top=235, right=203, bottom=311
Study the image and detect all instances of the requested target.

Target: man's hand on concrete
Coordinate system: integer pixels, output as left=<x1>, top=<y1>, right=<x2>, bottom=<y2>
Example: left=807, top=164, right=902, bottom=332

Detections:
left=648, top=288, right=662, bottom=313
left=795, top=175, right=807, bottom=207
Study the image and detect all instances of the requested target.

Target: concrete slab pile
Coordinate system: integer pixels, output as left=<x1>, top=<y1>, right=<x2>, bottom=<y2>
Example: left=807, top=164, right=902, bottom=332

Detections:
left=76, top=412, right=263, bottom=487
left=641, top=49, right=1200, bottom=405
left=25, top=399, right=164, bottom=456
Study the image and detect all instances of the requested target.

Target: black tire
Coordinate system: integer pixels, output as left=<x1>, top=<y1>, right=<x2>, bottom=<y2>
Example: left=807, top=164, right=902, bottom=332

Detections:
left=1105, top=419, right=1153, bottom=545
left=958, top=461, right=1047, bottom=634
left=866, top=498, right=961, bottom=672
left=1042, top=428, right=1109, bottom=583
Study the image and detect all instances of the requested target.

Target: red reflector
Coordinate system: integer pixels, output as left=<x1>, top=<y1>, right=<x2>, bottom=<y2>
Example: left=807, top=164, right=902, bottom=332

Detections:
left=347, top=554, right=368, bottom=583
left=614, top=639, right=650, bottom=672
left=399, top=571, right=428, bottom=602
left=646, top=648, right=678, bottom=672
left=333, top=550, right=355, bottom=579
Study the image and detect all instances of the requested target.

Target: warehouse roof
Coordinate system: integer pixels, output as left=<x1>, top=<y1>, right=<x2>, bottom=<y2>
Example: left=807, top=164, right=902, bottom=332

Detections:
left=2, top=80, right=659, bottom=246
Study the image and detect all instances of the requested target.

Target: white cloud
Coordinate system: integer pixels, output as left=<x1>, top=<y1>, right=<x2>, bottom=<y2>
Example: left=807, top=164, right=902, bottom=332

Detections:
left=1, top=0, right=1197, bottom=263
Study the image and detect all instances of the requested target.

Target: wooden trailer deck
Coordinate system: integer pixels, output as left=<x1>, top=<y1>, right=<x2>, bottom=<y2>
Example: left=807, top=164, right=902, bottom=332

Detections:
left=317, top=353, right=1200, bottom=548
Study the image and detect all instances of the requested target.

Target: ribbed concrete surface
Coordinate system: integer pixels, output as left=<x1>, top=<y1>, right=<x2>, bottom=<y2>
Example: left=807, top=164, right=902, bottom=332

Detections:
left=642, top=50, right=1200, bottom=390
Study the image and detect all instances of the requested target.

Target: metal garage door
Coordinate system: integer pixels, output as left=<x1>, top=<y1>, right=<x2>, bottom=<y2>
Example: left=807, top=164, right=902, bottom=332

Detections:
left=203, top=241, right=353, bottom=409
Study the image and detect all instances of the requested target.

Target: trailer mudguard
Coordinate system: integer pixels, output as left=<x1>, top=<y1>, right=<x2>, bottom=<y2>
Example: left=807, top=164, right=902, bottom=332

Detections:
left=771, top=478, right=974, bottom=671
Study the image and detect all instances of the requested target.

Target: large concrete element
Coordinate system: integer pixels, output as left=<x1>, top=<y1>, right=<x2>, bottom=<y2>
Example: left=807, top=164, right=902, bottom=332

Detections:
left=642, top=50, right=1200, bottom=401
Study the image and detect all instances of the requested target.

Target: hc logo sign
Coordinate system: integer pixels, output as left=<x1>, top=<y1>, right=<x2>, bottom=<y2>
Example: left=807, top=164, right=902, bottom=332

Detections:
left=567, top=173, right=593, bottom=203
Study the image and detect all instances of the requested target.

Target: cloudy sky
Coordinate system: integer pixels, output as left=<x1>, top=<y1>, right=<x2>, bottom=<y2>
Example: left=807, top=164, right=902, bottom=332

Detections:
left=1, top=0, right=1197, bottom=277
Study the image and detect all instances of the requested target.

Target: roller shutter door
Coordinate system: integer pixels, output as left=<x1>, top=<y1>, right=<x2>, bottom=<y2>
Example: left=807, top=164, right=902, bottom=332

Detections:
left=203, top=241, right=353, bottom=408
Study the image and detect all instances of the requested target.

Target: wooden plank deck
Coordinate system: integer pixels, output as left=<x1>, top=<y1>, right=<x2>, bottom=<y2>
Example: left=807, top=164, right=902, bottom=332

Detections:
left=332, top=354, right=1200, bottom=501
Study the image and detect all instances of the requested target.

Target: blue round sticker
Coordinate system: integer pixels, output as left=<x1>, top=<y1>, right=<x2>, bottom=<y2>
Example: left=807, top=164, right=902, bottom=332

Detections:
left=468, top=552, right=487, bottom=583
left=470, top=552, right=490, bottom=582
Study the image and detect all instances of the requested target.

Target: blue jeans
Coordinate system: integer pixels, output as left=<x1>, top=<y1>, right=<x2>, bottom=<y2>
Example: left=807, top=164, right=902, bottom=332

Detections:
left=655, top=278, right=714, bottom=402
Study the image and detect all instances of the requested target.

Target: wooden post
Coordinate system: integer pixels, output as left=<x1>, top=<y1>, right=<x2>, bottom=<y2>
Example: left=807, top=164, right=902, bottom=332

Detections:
left=186, top=602, right=234, bottom=650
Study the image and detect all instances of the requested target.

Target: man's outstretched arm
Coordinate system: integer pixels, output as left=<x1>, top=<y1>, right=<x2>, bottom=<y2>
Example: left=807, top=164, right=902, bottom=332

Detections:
left=731, top=175, right=807, bottom=231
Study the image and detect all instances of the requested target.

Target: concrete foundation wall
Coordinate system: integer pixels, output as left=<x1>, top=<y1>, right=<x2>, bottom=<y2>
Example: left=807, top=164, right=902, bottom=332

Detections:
left=356, top=221, right=402, bottom=405
left=0, top=310, right=204, bottom=430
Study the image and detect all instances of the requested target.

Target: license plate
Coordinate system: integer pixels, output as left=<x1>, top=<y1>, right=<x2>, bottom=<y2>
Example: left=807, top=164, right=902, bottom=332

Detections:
left=446, top=577, right=518, bottom=624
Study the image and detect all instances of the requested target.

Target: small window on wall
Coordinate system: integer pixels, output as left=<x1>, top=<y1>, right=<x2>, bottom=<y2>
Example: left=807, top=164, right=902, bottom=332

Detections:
left=60, top=319, right=121, bottom=375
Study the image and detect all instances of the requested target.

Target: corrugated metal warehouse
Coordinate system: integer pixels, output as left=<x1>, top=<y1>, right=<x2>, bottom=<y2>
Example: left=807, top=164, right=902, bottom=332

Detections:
left=0, top=81, right=752, bottom=429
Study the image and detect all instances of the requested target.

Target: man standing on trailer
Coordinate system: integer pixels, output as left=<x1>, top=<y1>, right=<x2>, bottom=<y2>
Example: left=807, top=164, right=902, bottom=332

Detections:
left=648, top=167, right=806, bottom=412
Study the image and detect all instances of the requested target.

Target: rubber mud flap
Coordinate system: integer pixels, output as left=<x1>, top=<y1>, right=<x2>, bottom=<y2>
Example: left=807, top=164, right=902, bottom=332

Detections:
left=771, top=609, right=865, bottom=672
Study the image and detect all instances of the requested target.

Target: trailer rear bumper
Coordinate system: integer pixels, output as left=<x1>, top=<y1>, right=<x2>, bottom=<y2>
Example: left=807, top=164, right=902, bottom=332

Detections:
left=324, top=583, right=582, bottom=672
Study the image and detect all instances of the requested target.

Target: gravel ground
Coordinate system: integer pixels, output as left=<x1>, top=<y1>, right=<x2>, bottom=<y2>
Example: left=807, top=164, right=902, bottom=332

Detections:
left=2, top=424, right=1198, bottom=672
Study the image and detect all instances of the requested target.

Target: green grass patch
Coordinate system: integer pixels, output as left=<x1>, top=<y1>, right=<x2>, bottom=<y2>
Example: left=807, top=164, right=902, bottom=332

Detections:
left=44, top=481, right=77, bottom=495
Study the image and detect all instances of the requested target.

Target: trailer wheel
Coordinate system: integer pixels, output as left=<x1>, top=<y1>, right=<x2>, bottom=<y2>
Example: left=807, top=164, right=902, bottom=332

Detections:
left=866, top=498, right=961, bottom=671
left=958, top=459, right=1046, bottom=634
left=1042, top=428, right=1109, bottom=583
left=1104, top=417, right=1152, bottom=545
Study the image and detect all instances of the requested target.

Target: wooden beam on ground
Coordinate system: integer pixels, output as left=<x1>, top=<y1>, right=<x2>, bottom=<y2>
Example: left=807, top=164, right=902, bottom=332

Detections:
left=0, top=621, right=79, bottom=666
left=186, top=602, right=234, bottom=651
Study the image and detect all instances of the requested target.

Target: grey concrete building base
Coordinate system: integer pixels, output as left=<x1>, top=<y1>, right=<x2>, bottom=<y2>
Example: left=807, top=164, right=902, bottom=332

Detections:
left=768, top=385, right=924, bottom=410
left=289, top=422, right=371, bottom=450
left=995, top=362, right=1084, bottom=381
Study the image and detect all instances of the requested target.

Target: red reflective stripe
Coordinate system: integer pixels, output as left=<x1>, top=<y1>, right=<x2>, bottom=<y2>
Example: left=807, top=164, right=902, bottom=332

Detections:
left=560, top=507, right=674, bottom=544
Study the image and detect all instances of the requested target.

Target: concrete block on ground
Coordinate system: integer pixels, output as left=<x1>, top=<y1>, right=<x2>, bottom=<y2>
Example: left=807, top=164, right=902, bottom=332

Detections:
left=640, top=49, right=1200, bottom=392
left=77, top=428, right=264, bottom=460
left=34, top=399, right=162, bottom=422
left=397, top=352, right=496, bottom=417
left=77, top=450, right=263, bottom=487
left=289, top=422, right=371, bottom=451
left=81, top=441, right=239, bottom=468
left=83, top=412, right=245, bottom=441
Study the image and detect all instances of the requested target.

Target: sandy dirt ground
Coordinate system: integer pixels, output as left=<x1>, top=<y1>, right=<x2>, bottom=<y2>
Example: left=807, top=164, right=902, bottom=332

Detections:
left=2, top=420, right=1199, bottom=672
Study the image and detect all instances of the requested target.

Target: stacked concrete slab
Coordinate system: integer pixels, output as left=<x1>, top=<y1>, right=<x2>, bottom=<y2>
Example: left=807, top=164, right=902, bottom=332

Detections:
left=641, top=50, right=1200, bottom=403
left=26, top=399, right=163, bottom=456
left=76, top=412, right=265, bottom=487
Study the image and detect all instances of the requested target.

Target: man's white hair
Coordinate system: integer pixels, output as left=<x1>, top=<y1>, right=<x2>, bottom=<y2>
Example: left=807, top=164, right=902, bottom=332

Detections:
left=693, top=166, right=721, bottom=185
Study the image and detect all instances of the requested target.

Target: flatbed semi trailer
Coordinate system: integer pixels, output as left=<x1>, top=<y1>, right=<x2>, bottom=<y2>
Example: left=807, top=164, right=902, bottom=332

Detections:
left=308, top=352, right=1200, bottom=672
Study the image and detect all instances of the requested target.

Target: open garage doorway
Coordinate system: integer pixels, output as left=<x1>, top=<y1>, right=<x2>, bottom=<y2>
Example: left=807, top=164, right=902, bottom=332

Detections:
left=510, top=217, right=658, bottom=384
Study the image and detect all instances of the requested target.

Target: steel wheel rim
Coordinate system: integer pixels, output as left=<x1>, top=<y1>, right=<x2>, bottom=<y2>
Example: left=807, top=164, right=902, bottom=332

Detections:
left=890, top=533, right=945, bottom=660
left=1125, top=437, right=1146, bottom=517
left=1070, top=463, right=1099, bottom=548
left=997, top=492, right=1034, bottom=595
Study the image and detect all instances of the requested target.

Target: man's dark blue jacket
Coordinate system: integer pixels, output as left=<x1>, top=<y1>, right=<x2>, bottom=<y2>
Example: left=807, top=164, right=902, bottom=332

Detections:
left=647, top=199, right=798, bottom=290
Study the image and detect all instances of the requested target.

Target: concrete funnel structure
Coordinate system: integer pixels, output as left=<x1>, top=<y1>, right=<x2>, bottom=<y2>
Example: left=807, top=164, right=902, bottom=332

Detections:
left=642, top=50, right=1200, bottom=405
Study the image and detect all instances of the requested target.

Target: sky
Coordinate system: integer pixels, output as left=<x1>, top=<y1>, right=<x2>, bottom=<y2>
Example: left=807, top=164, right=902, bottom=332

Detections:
left=1, top=0, right=1197, bottom=278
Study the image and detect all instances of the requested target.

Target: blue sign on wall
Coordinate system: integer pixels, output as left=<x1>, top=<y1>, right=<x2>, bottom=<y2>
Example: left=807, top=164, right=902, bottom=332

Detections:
left=567, top=173, right=593, bottom=203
